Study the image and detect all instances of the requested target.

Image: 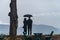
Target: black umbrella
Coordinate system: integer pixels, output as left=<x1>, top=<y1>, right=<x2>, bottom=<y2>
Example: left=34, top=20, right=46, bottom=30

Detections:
left=23, top=14, right=33, bottom=17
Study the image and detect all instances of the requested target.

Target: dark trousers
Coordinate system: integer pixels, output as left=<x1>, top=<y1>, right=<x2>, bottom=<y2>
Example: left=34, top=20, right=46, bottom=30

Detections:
left=28, top=27, right=32, bottom=35
left=23, top=26, right=27, bottom=35
left=24, top=27, right=27, bottom=33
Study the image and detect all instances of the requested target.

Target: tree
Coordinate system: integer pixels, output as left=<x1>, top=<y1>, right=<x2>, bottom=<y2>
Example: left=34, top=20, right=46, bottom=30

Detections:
left=8, top=0, right=18, bottom=40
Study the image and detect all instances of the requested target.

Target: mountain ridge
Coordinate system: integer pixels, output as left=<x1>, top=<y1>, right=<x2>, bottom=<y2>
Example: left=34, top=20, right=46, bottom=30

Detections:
left=18, top=24, right=60, bottom=35
left=0, top=24, right=60, bottom=35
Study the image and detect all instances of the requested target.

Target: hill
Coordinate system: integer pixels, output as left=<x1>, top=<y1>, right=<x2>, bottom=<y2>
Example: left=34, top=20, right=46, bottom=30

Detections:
left=0, top=24, right=60, bottom=35
left=18, top=24, right=60, bottom=35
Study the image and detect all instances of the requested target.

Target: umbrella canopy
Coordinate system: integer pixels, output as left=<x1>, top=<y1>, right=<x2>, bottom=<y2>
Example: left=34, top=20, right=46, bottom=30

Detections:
left=23, top=14, right=33, bottom=17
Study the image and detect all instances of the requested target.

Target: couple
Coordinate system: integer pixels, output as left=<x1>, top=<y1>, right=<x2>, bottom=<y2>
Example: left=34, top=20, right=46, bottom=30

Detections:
left=23, top=17, right=33, bottom=35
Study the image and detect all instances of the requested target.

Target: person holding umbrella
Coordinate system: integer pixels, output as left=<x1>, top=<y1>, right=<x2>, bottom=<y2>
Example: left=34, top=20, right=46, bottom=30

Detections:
left=27, top=17, right=33, bottom=35
left=24, top=14, right=33, bottom=35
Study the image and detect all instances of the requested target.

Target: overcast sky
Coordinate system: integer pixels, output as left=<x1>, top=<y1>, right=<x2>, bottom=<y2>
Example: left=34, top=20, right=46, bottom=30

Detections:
left=0, top=0, right=60, bottom=28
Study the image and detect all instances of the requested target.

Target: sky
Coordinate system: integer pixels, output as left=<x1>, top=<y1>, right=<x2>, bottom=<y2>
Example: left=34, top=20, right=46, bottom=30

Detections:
left=0, top=0, right=60, bottom=28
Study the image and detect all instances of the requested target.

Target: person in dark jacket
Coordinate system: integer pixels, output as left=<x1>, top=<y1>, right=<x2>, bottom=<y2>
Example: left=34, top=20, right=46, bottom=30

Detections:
left=27, top=17, right=33, bottom=35
left=23, top=18, right=27, bottom=35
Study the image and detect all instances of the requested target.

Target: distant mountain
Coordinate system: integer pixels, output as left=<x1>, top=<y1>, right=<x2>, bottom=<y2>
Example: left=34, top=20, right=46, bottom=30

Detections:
left=0, top=24, right=9, bottom=35
left=18, top=24, right=60, bottom=35
left=0, top=24, right=60, bottom=35
left=32, top=24, right=60, bottom=34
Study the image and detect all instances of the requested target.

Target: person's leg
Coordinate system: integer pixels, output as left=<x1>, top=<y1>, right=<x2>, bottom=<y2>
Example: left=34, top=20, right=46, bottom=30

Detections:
left=26, top=27, right=28, bottom=34
left=28, top=27, right=29, bottom=35
left=25, top=28, right=27, bottom=35
left=30, top=27, right=32, bottom=35
left=29, top=28, right=30, bottom=35
left=26, top=27, right=27, bottom=35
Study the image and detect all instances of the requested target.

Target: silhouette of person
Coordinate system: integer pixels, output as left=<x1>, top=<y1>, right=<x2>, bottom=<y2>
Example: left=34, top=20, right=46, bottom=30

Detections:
left=23, top=18, right=27, bottom=35
left=27, top=17, right=33, bottom=35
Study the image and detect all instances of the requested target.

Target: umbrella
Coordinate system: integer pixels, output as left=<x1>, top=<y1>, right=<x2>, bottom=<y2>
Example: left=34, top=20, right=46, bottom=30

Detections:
left=23, top=14, right=33, bottom=17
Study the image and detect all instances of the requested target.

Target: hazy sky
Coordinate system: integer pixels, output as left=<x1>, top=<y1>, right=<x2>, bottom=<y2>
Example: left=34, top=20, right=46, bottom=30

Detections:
left=0, top=0, right=60, bottom=28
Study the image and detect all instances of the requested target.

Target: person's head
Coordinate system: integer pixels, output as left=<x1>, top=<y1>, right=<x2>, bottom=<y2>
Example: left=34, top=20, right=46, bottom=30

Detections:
left=24, top=18, right=26, bottom=21
left=28, top=17, right=31, bottom=19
